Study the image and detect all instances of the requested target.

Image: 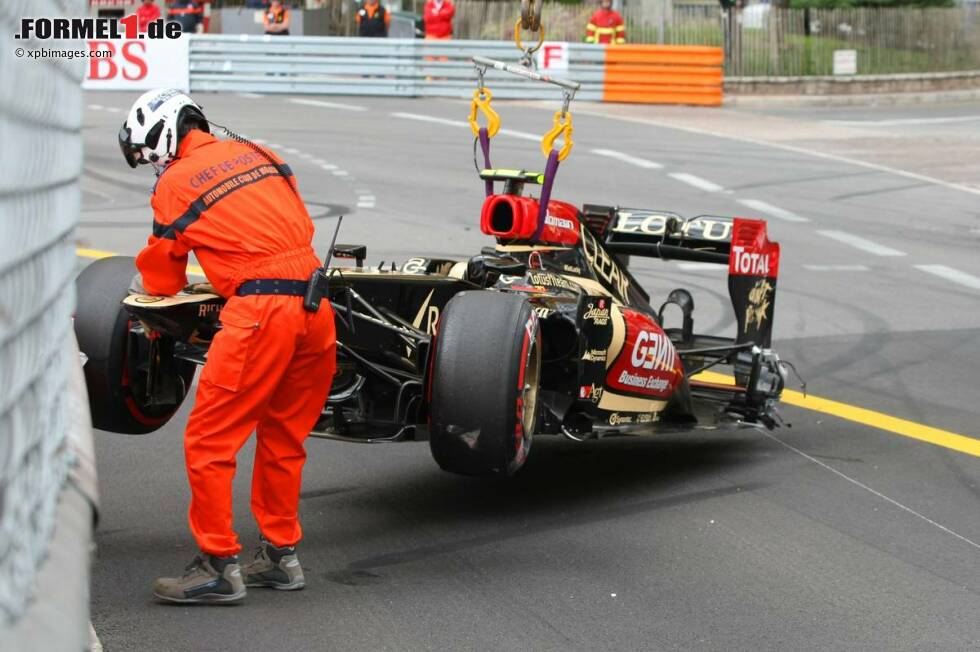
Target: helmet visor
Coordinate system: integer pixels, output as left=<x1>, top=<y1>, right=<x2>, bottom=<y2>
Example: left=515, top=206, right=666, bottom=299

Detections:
left=118, top=124, right=143, bottom=168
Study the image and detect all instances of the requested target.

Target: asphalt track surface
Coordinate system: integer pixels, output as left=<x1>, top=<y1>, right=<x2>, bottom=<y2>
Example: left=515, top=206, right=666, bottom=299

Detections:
left=80, top=92, right=980, bottom=651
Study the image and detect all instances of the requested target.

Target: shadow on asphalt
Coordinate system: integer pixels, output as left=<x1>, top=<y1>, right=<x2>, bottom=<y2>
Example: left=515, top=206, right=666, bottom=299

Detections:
left=307, top=434, right=772, bottom=581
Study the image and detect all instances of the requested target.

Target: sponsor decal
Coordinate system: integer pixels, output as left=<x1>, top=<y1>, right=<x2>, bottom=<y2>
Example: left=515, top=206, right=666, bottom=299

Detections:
left=581, top=348, right=606, bottom=363
left=411, top=289, right=440, bottom=335
left=402, top=257, right=428, bottom=274
left=578, top=383, right=603, bottom=404
left=197, top=304, right=221, bottom=317
left=616, top=370, right=670, bottom=392
left=533, top=306, right=554, bottom=319
left=579, top=224, right=631, bottom=302
left=744, top=278, right=773, bottom=333
left=605, top=309, right=679, bottom=400
left=582, top=299, right=610, bottom=326
left=731, top=245, right=771, bottom=276
left=544, top=214, right=575, bottom=231
left=528, top=272, right=579, bottom=292
left=563, top=264, right=583, bottom=275
left=133, top=296, right=164, bottom=303
left=608, top=412, right=657, bottom=426
left=612, top=212, right=732, bottom=242
left=630, top=330, right=676, bottom=372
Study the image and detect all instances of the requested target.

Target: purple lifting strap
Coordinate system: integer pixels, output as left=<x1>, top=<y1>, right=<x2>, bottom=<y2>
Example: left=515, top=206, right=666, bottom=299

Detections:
left=479, top=127, right=493, bottom=197
left=532, top=150, right=561, bottom=241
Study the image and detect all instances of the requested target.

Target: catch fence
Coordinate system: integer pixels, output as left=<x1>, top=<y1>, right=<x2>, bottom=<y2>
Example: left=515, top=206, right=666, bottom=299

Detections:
left=284, top=1, right=980, bottom=76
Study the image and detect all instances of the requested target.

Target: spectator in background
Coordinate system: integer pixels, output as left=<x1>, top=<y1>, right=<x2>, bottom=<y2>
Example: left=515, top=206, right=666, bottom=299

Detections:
left=423, top=0, right=454, bottom=41
left=264, top=0, right=291, bottom=35
left=357, top=0, right=390, bottom=38
left=585, top=0, right=625, bottom=45
left=136, top=0, right=161, bottom=33
left=168, top=0, right=202, bottom=34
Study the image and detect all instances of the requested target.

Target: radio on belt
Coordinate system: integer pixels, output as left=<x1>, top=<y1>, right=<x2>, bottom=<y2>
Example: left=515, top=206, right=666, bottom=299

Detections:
left=303, top=215, right=344, bottom=312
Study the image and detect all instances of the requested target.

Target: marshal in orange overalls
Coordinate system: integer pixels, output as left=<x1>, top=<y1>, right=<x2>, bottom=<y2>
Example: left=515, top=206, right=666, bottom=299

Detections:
left=136, top=130, right=336, bottom=557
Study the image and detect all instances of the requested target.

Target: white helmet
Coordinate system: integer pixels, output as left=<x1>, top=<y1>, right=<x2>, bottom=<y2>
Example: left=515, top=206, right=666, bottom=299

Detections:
left=118, top=88, right=208, bottom=169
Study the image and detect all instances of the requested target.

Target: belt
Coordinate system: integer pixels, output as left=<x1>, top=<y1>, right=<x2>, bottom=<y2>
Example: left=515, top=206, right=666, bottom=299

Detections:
left=236, top=279, right=308, bottom=297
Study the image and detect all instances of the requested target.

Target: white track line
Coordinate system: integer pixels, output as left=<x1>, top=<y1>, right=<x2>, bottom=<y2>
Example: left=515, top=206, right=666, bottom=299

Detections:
left=676, top=262, right=724, bottom=271
left=320, top=163, right=338, bottom=171
left=572, top=107, right=980, bottom=199
left=668, top=173, right=724, bottom=193
left=817, top=230, right=906, bottom=257
left=391, top=113, right=539, bottom=143
left=591, top=149, right=663, bottom=169
left=87, top=104, right=103, bottom=110
left=391, top=112, right=468, bottom=128
left=331, top=170, right=349, bottom=176
left=915, top=264, right=980, bottom=291
left=763, top=430, right=980, bottom=552
left=238, top=92, right=262, bottom=99
left=290, top=98, right=367, bottom=112
left=736, top=198, right=810, bottom=223
left=499, top=128, right=541, bottom=142
left=825, top=115, right=980, bottom=127
left=803, top=264, right=870, bottom=272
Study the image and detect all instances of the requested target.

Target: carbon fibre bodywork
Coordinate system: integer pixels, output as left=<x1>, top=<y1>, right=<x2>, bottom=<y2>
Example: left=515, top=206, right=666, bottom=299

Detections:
left=122, top=192, right=787, bottom=445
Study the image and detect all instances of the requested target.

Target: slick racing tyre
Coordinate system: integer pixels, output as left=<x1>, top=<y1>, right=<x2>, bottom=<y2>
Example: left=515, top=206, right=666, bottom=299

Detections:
left=74, top=256, right=195, bottom=434
left=429, top=291, right=541, bottom=476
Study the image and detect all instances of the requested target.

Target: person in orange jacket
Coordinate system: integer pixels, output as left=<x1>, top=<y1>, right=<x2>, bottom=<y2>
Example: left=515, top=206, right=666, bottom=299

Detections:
left=263, top=0, right=291, bottom=35
left=118, top=88, right=336, bottom=604
left=423, top=0, right=454, bottom=40
left=585, top=0, right=625, bottom=45
left=136, top=0, right=161, bottom=33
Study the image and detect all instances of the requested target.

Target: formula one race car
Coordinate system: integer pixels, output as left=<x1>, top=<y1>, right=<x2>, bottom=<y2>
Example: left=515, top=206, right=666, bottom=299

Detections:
left=74, top=164, right=786, bottom=477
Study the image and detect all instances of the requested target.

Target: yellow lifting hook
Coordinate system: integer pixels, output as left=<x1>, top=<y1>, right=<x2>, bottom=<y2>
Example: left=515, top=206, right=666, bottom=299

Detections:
left=541, top=110, right=574, bottom=161
left=468, top=87, right=500, bottom=138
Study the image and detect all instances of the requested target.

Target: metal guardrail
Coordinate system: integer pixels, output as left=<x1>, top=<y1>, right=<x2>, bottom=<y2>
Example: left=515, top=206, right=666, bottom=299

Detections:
left=189, top=35, right=605, bottom=100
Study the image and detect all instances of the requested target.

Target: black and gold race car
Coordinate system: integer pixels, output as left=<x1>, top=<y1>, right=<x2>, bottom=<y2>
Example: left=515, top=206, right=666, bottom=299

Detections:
left=75, top=168, right=786, bottom=477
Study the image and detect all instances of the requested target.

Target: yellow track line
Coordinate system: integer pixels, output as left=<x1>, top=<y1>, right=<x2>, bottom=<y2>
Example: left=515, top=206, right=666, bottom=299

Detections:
left=695, top=370, right=980, bottom=458
left=75, top=248, right=979, bottom=458
left=75, top=247, right=206, bottom=277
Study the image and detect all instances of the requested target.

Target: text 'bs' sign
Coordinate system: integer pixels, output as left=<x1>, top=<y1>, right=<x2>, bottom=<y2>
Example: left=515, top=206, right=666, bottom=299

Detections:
left=84, top=36, right=189, bottom=91
left=535, top=42, right=569, bottom=72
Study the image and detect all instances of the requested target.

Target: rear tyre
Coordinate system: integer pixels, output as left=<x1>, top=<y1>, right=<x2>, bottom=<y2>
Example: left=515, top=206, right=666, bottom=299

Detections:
left=74, top=256, right=195, bottom=434
left=429, top=291, right=541, bottom=476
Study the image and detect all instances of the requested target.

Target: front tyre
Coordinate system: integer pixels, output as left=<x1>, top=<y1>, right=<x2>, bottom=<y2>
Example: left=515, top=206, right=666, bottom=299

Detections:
left=429, top=291, right=541, bottom=476
left=74, top=256, right=194, bottom=434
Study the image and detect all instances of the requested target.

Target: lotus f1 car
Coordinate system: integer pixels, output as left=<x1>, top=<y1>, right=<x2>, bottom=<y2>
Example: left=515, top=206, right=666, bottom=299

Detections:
left=75, top=165, right=786, bottom=477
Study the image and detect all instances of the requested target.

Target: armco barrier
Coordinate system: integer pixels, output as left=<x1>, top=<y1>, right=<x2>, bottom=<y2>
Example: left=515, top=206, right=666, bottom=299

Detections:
left=189, top=35, right=722, bottom=105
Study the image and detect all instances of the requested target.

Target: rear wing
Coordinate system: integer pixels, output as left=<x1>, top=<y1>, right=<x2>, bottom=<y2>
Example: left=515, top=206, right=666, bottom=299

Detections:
left=601, top=208, right=733, bottom=263
left=594, top=206, right=780, bottom=349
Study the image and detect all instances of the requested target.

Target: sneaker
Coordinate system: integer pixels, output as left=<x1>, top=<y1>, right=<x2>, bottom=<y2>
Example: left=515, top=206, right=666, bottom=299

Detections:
left=153, top=555, right=246, bottom=604
left=242, top=540, right=305, bottom=590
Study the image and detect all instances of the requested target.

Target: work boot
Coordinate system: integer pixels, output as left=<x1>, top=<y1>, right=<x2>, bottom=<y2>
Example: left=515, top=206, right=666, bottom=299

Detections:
left=153, top=555, right=246, bottom=604
left=242, top=540, right=305, bottom=590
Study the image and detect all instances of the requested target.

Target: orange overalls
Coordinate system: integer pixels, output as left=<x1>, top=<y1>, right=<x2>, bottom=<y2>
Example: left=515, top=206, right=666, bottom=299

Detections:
left=136, top=130, right=336, bottom=557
